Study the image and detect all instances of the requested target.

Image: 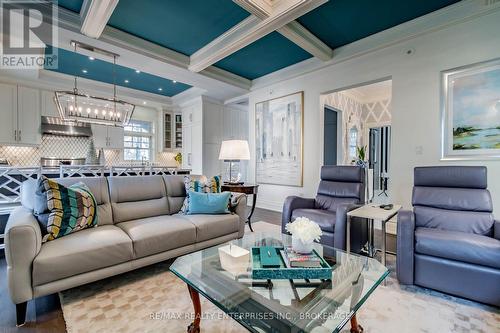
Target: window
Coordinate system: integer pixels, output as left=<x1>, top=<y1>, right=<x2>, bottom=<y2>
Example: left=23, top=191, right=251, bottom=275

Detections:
left=349, top=127, right=358, bottom=159
left=124, top=120, right=153, bottom=161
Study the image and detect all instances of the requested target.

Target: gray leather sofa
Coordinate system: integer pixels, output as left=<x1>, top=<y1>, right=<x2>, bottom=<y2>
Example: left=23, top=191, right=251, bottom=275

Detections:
left=397, top=166, right=500, bottom=306
left=282, top=166, right=368, bottom=252
left=5, top=175, right=247, bottom=325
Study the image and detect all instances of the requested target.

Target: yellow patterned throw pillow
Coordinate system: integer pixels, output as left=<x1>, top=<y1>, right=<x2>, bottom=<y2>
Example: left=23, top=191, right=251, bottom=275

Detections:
left=35, top=177, right=98, bottom=242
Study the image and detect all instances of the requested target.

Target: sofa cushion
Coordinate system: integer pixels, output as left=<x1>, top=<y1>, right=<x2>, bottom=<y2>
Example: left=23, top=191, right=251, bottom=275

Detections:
left=33, top=225, right=133, bottom=286
left=34, top=177, right=98, bottom=242
left=292, top=209, right=336, bottom=233
left=22, top=177, right=113, bottom=225
left=188, top=191, right=231, bottom=215
left=181, top=175, right=222, bottom=214
left=56, top=177, right=113, bottom=225
left=116, top=216, right=196, bottom=258
left=179, top=213, right=239, bottom=242
left=108, top=175, right=169, bottom=223
left=163, top=175, right=186, bottom=214
left=415, top=227, right=500, bottom=269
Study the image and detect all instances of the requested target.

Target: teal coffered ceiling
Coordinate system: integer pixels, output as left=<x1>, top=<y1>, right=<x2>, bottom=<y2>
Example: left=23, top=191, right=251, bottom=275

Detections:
left=56, top=0, right=83, bottom=13
left=107, top=0, right=251, bottom=56
left=45, top=47, right=191, bottom=97
left=296, top=0, right=461, bottom=49
left=54, top=0, right=462, bottom=81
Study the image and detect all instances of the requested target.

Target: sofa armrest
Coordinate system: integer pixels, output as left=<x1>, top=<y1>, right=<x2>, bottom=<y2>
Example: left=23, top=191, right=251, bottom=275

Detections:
left=231, top=193, right=247, bottom=238
left=494, top=219, right=500, bottom=240
left=281, top=196, right=315, bottom=234
left=334, top=203, right=362, bottom=251
left=5, top=207, right=42, bottom=304
left=396, top=210, right=415, bottom=285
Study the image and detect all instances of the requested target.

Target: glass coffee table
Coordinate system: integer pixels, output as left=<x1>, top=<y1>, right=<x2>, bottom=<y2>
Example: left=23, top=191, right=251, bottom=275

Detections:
left=171, top=231, right=389, bottom=333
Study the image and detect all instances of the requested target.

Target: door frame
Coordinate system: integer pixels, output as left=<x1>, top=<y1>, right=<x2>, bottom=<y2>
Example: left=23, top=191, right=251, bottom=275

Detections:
left=323, top=106, right=342, bottom=166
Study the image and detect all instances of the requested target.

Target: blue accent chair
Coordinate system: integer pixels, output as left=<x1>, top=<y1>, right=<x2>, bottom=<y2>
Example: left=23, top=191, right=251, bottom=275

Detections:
left=397, top=166, right=500, bottom=306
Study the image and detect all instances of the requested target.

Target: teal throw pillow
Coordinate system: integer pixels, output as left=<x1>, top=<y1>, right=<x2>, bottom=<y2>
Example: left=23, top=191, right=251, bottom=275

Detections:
left=187, top=191, right=231, bottom=215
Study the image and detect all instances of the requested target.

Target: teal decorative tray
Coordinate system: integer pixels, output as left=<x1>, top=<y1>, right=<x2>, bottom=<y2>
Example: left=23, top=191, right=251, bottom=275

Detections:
left=251, top=247, right=332, bottom=280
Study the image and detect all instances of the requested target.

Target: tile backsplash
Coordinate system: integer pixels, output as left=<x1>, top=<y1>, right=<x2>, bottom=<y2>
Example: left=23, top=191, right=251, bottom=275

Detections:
left=0, top=135, right=177, bottom=167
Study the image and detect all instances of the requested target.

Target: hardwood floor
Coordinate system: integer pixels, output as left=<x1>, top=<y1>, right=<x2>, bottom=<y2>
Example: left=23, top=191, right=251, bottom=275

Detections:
left=0, top=207, right=282, bottom=332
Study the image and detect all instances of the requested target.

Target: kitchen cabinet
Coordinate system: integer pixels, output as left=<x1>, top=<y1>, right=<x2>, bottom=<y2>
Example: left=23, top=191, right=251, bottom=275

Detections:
left=0, top=83, right=41, bottom=146
left=181, top=96, right=228, bottom=176
left=162, top=111, right=182, bottom=152
left=41, top=90, right=59, bottom=117
left=17, top=86, right=41, bottom=145
left=0, top=83, right=17, bottom=144
left=91, top=124, right=124, bottom=149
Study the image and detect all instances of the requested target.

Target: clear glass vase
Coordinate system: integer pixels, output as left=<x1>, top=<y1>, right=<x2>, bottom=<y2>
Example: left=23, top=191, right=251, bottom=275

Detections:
left=292, top=236, right=314, bottom=254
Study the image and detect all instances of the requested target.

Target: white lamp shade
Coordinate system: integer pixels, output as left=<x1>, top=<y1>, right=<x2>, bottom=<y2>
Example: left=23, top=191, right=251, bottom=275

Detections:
left=219, top=140, right=250, bottom=161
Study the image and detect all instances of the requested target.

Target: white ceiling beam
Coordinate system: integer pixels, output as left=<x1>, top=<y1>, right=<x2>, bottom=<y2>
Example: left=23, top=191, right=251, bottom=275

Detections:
left=235, top=0, right=333, bottom=61
left=189, top=0, right=328, bottom=72
left=80, top=0, right=119, bottom=39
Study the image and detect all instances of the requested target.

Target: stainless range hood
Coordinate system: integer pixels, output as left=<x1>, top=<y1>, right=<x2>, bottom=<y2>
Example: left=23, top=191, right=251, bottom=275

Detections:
left=41, top=116, right=93, bottom=137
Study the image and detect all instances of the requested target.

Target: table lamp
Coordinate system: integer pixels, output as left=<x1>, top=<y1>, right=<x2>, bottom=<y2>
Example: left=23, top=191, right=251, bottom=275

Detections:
left=219, top=140, right=250, bottom=184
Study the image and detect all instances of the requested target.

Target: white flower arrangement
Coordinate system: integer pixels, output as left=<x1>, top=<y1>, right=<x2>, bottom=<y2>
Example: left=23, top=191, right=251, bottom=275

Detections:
left=285, top=217, right=323, bottom=243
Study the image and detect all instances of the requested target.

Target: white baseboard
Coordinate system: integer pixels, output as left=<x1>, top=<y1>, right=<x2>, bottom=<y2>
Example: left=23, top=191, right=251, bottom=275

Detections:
left=255, top=200, right=283, bottom=212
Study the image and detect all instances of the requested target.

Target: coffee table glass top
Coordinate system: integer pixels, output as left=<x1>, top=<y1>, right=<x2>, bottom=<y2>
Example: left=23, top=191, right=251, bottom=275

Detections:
left=170, top=232, right=389, bottom=333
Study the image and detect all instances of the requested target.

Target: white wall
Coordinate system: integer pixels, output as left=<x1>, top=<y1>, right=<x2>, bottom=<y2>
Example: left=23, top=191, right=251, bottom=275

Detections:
left=247, top=11, right=500, bottom=213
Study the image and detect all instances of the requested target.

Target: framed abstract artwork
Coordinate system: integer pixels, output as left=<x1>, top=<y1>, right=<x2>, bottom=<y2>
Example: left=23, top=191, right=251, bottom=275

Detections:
left=441, top=58, right=500, bottom=160
left=255, top=91, right=303, bottom=186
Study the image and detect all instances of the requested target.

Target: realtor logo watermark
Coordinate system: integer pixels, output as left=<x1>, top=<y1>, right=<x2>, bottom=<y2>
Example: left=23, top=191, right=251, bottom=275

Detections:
left=0, top=0, right=58, bottom=69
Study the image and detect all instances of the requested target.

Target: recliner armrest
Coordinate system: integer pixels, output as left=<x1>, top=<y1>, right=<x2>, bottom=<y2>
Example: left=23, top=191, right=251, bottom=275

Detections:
left=494, top=219, right=500, bottom=240
left=281, top=196, right=315, bottom=234
left=334, top=203, right=362, bottom=251
left=396, top=210, right=416, bottom=285
left=5, top=207, right=42, bottom=304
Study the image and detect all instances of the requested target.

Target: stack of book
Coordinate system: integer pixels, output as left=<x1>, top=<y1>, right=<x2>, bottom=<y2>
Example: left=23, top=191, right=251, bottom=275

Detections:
left=280, top=247, right=322, bottom=268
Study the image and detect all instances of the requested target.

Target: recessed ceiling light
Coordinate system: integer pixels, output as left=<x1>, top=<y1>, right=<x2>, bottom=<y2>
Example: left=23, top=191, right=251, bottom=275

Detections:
left=135, top=70, right=140, bottom=73
left=88, top=57, right=95, bottom=60
left=82, top=69, right=88, bottom=73
left=173, top=80, right=177, bottom=83
left=158, top=88, right=163, bottom=91
left=124, top=79, right=129, bottom=83
left=143, top=101, right=147, bottom=105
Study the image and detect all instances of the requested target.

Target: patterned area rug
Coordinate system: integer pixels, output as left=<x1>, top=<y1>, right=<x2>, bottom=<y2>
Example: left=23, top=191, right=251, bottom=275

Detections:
left=59, top=222, right=500, bottom=333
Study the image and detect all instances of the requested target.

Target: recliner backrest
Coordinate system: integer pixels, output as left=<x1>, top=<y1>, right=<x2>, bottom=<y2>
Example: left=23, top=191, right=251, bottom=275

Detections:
left=21, top=176, right=114, bottom=225
left=315, top=166, right=365, bottom=212
left=412, top=166, right=494, bottom=236
left=108, top=175, right=169, bottom=223
left=162, top=175, right=186, bottom=214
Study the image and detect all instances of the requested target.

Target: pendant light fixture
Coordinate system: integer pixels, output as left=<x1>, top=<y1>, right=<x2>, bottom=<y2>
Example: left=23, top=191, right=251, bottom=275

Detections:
left=54, top=41, right=135, bottom=127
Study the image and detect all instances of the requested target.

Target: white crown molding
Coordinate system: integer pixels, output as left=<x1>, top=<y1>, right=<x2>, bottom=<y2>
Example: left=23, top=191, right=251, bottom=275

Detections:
left=251, top=0, right=500, bottom=90
left=171, top=87, right=207, bottom=107
left=199, top=65, right=252, bottom=90
left=189, top=0, right=327, bottom=72
left=80, top=0, right=119, bottom=39
left=224, top=93, right=250, bottom=105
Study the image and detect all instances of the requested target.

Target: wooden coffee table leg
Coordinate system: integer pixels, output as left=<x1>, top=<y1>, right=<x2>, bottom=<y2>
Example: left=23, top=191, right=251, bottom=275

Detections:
left=350, top=314, right=364, bottom=333
left=187, top=285, right=201, bottom=333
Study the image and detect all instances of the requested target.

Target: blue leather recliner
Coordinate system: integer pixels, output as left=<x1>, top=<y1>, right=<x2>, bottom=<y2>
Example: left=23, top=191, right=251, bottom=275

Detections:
left=397, top=166, right=500, bottom=306
left=282, top=165, right=368, bottom=252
